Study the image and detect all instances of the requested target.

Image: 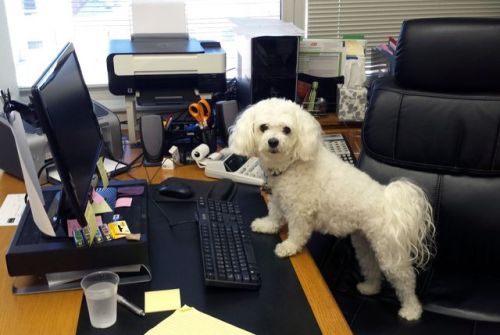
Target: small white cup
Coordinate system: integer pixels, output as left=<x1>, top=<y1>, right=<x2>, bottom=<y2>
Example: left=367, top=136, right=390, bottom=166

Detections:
left=81, top=271, right=120, bottom=328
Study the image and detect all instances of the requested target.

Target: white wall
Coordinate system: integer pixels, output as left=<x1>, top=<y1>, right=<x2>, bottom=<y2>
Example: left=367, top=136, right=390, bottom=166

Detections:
left=0, top=1, right=19, bottom=100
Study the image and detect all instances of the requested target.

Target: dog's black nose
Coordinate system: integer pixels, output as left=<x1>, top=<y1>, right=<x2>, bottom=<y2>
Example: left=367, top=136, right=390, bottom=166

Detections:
left=268, top=138, right=279, bottom=148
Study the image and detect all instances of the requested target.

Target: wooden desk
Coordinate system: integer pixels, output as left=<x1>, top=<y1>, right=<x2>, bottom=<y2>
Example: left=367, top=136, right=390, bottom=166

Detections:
left=0, top=145, right=352, bottom=335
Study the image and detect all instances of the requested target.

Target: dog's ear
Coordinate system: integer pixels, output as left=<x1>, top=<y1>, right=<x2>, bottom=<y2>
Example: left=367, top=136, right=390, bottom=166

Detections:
left=228, top=105, right=257, bottom=156
left=294, top=105, right=323, bottom=161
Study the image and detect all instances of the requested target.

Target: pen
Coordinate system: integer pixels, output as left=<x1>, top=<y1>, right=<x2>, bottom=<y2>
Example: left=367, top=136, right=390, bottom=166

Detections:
left=117, top=294, right=145, bottom=317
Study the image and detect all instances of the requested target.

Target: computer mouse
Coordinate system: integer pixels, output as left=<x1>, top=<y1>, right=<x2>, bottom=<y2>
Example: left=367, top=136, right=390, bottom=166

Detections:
left=158, top=182, right=194, bottom=199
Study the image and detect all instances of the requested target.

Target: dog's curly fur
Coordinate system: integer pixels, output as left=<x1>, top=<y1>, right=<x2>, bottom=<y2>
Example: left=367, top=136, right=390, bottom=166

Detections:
left=229, top=98, right=435, bottom=321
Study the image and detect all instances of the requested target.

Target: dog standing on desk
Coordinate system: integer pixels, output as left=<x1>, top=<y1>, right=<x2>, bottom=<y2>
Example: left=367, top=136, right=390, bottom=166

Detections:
left=229, top=98, right=435, bottom=321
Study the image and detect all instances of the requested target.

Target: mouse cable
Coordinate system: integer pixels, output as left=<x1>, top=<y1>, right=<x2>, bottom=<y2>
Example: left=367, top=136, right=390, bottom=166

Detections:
left=149, top=164, right=163, bottom=184
left=142, top=161, right=162, bottom=184
left=150, top=197, right=198, bottom=229
left=150, top=197, right=171, bottom=226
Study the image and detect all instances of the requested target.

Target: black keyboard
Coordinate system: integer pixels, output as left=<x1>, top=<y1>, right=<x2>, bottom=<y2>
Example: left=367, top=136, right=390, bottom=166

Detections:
left=196, top=197, right=261, bottom=289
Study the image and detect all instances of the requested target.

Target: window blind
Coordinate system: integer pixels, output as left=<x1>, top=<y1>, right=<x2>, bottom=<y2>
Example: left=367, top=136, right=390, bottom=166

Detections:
left=307, top=0, right=500, bottom=71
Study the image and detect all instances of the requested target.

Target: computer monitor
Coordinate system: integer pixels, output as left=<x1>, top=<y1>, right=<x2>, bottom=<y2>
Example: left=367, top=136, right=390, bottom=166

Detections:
left=30, top=42, right=104, bottom=236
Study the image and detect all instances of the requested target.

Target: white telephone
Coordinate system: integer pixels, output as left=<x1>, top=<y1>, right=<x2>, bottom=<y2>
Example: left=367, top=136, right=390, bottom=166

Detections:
left=203, top=148, right=265, bottom=186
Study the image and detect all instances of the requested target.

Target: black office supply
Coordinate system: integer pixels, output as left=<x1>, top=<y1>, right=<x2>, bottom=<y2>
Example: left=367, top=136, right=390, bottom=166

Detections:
left=6, top=180, right=151, bottom=294
left=30, top=42, right=104, bottom=235
left=197, top=197, right=261, bottom=289
left=158, top=182, right=193, bottom=199
left=140, top=114, right=165, bottom=166
left=153, top=177, right=232, bottom=203
left=236, top=35, right=300, bottom=108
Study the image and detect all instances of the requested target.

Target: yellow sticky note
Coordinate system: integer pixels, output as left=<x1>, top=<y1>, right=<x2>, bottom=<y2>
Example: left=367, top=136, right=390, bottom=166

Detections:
left=96, top=156, right=109, bottom=189
left=92, top=199, right=113, bottom=214
left=145, top=289, right=181, bottom=313
left=108, top=220, right=131, bottom=239
left=145, top=305, right=254, bottom=335
left=84, top=201, right=98, bottom=245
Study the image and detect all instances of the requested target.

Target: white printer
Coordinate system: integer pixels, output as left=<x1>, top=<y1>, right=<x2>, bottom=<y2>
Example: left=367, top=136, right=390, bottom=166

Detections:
left=0, top=100, right=123, bottom=180
left=106, top=38, right=226, bottom=143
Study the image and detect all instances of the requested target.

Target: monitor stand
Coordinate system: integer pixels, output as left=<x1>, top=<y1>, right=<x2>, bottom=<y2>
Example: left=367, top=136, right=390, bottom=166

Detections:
left=5, top=180, right=152, bottom=294
left=43, top=188, right=86, bottom=238
left=44, top=190, right=70, bottom=238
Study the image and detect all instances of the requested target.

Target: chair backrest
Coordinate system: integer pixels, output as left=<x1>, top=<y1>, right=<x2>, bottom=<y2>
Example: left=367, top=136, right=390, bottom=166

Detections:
left=360, top=18, right=500, bottom=274
left=394, top=18, right=500, bottom=93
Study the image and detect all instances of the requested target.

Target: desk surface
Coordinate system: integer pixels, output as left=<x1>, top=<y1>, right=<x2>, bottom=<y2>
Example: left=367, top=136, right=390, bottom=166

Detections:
left=0, top=144, right=354, bottom=335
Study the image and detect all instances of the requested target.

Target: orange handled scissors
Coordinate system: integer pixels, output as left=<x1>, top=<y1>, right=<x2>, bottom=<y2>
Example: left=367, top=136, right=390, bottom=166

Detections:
left=188, top=99, right=212, bottom=129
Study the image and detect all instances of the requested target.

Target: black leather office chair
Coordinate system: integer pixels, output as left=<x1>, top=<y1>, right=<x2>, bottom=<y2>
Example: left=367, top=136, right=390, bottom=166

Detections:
left=309, top=18, right=500, bottom=334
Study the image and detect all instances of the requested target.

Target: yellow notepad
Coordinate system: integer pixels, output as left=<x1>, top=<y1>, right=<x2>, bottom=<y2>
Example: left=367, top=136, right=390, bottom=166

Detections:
left=84, top=201, right=97, bottom=245
left=91, top=199, right=113, bottom=214
left=96, top=156, right=109, bottom=189
left=145, top=305, right=254, bottom=335
left=144, top=289, right=181, bottom=313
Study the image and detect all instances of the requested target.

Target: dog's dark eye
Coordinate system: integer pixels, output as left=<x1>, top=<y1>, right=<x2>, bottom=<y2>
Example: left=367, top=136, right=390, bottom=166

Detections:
left=259, top=124, right=268, bottom=132
left=283, top=126, right=291, bottom=135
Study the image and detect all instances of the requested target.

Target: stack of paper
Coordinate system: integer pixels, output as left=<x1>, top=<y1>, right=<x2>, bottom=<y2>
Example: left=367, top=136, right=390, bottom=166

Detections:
left=132, top=0, right=188, bottom=38
left=145, top=305, right=254, bottom=335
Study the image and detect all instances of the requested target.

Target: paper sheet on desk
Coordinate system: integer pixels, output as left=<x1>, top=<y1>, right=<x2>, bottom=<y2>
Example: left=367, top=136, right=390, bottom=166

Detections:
left=0, top=194, right=26, bottom=226
left=9, top=111, right=56, bottom=236
left=145, top=305, right=254, bottom=335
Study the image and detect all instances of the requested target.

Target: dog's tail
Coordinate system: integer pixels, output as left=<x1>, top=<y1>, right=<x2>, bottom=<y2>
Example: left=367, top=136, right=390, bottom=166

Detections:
left=384, top=178, right=435, bottom=270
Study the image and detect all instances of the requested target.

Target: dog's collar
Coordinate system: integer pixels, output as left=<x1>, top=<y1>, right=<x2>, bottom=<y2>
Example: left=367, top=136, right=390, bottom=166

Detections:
left=262, top=159, right=293, bottom=178
left=267, top=168, right=284, bottom=177
left=266, top=163, right=292, bottom=177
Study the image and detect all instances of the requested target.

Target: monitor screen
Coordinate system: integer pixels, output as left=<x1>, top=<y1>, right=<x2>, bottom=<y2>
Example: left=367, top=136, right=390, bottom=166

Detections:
left=30, top=43, right=103, bottom=231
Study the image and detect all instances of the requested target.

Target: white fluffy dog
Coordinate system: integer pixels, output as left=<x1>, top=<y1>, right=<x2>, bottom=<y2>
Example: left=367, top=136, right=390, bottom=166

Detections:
left=229, top=98, right=435, bottom=321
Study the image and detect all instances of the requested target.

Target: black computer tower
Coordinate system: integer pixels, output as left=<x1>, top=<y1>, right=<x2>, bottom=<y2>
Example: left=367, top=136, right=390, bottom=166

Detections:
left=236, top=35, right=300, bottom=108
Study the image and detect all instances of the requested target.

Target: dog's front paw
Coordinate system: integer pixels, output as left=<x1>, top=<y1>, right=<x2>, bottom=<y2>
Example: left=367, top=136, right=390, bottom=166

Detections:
left=274, top=240, right=301, bottom=258
left=356, top=281, right=381, bottom=296
left=251, top=217, right=280, bottom=234
left=398, top=303, right=422, bottom=321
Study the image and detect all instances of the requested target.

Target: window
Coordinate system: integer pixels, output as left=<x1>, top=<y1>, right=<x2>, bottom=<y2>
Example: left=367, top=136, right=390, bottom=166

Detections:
left=5, top=0, right=281, bottom=87
left=306, top=0, right=500, bottom=73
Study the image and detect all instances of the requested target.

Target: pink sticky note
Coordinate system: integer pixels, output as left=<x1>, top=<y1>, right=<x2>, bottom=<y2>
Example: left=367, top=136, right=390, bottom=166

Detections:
left=117, top=186, right=145, bottom=196
left=95, top=215, right=103, bottom=226
left=115, top=197, right=133, bottom=208
left=67, top=219, right=81, bottom=237
left=92, top=190, right=105, bottom=204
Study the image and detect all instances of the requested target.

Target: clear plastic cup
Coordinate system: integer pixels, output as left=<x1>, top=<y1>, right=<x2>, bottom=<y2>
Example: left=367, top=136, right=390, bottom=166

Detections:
left=81, top=271, right=120, bottom=328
